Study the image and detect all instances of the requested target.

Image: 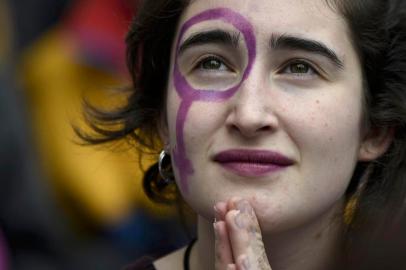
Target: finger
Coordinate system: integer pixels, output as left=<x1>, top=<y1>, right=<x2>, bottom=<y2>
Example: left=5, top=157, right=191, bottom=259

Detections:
left=227, top=197, right=243, bottom=211
left=236, top=254, right=250, bottom=270
left=214, top=220, right=234, bottom=269
left=225, top=209, right=250, bottom=259
left=214, top=201, right=228, bottom=221
left=226, top=200, right=272, bottom=270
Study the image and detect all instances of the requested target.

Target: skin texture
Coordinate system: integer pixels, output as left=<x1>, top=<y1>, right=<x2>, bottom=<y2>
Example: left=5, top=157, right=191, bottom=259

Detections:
left=172, top=8, right=256, bottom=194
left=162, top=0, right=393, bottom=269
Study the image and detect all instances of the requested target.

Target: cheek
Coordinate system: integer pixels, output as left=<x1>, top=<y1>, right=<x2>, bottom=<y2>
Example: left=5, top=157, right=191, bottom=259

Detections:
left=182, top=101, right=227, bottom=152
left=166, top=86, right=181, bottom=148
left=295, top=94, right=363, bottom=191
left=253, top=93, right=364, bottom=226
left=290, top=91, right=363, bottom=160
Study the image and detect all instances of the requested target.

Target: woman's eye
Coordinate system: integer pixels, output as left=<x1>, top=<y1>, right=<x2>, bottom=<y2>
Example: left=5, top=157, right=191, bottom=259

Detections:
left=198, top=56, right=229, bottom=71
left=282, top=61, right=317, bottom=76
left=187, top=54, right=238, bottom=90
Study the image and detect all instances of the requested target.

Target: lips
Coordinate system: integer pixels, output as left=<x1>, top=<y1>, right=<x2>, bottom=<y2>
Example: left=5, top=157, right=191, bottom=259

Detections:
left=213, top=149, right=294, bottom=177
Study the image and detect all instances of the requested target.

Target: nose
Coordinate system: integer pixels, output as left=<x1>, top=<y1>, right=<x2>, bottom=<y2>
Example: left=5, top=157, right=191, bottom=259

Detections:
left=225, top=74, right=279, bottom=138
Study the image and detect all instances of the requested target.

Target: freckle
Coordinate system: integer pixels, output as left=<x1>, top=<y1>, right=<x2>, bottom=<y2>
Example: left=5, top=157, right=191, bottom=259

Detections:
left=329, top=137, right=333, bottom=142
left=316, top=100, right=320, bottom=104
left=324, top=123, right=329, bottom=127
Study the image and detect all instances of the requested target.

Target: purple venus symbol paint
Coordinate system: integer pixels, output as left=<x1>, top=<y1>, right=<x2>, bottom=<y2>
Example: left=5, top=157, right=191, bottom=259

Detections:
left=172, top=8, right=256, bottom=193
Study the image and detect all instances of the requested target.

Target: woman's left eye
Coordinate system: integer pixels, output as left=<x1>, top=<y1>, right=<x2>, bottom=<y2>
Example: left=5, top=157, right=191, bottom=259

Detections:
left=281, top=61, right=318, bottom=76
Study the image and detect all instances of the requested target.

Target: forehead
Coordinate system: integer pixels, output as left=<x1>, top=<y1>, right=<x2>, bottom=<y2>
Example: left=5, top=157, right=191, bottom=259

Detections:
left=177, top=0, right=350, bottom=53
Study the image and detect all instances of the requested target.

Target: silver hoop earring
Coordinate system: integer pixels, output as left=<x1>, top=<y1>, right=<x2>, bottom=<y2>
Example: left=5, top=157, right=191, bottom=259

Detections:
left=158, top=150, right=174, bottom=185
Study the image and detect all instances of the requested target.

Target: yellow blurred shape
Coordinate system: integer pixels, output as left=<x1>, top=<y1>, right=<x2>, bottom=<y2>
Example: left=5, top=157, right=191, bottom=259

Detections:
left=20, top=28, right=175, bottom=226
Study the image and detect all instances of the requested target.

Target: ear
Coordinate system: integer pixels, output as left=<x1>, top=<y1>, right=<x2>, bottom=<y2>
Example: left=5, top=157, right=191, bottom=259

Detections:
left=358, top=127, right=394, bottom=161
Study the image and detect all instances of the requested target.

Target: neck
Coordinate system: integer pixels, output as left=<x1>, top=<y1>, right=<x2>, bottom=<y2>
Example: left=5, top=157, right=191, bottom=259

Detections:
left=190, top=201, right=344, bottom=270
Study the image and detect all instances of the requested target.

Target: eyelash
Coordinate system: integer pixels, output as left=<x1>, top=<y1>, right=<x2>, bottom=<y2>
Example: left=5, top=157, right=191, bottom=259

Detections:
left=279, top=59, right=320, bottom=77
left=195, top=55, right=232, bottom=72
left=193, top=56, right=321, bottom=80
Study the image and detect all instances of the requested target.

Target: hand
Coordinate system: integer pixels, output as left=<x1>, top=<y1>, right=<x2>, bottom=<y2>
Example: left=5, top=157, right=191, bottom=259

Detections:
left=213, top=198, right=273, bottom=270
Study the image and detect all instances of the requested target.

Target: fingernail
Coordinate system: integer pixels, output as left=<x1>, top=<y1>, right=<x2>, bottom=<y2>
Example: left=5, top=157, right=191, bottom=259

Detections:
left=236, top=200, right=252, bottom=214
left=234, top=210, right=247, bottom=229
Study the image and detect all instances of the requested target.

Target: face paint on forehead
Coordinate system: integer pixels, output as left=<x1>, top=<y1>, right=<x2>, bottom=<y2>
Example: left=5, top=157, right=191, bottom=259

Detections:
left=171, top=7, right=257, bottom=194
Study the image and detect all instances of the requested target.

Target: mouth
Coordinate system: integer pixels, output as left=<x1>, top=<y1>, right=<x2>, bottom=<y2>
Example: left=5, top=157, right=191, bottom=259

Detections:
left=213, top=149, right=294, bottom=177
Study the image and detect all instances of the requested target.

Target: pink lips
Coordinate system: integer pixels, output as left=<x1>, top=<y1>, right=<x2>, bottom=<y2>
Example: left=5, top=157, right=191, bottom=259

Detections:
left=213, top=149, right=294, bottom=177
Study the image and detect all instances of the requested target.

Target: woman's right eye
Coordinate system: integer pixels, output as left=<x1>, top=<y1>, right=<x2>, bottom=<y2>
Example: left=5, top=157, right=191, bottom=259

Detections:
left=196, top=56, right=230, bottom=71
left=185, top=54, right=240, bottom=90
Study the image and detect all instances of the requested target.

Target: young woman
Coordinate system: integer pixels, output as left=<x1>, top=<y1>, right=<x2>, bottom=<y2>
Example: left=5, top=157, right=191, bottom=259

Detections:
left=80, top=0, right=406, bottom=269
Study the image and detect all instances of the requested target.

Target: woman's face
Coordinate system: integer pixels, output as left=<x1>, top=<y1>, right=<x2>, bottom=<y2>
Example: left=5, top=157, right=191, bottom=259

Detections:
left=165, top=0, right=366, bottom=233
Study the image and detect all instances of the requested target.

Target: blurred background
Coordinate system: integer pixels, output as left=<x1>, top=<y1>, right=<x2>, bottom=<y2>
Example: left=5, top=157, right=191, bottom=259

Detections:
left=0, top=0, right=192, bottom=269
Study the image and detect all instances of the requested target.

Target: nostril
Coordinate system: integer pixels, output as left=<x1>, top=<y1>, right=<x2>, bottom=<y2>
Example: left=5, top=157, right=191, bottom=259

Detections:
left=225, top=103, right=279, bottom=137
left=230, top=124, right=241, bottom=133
left=229, top=122, right=274, bottom=138
left=258, top=126, right=272, bottom=132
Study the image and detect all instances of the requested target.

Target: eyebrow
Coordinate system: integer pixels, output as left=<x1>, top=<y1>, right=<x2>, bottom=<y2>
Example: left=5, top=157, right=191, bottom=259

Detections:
left=178, top=29, right=241, bottom=55
left=270, top=34, right=344, bottom=69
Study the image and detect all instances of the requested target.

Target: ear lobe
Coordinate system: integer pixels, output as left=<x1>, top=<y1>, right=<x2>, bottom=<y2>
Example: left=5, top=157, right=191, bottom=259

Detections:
left=358, top=127, right=394, bottom=161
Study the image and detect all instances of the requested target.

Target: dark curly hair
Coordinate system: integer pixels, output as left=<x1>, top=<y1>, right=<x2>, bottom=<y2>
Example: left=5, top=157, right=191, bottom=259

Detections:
left=78, top=0, right=406, bottom=266
left=78, top=0, right=190, bottom=204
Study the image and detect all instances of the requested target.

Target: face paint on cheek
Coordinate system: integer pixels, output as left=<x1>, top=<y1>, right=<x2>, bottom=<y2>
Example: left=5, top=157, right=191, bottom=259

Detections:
left=172, top=8, right=257, bottom=194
